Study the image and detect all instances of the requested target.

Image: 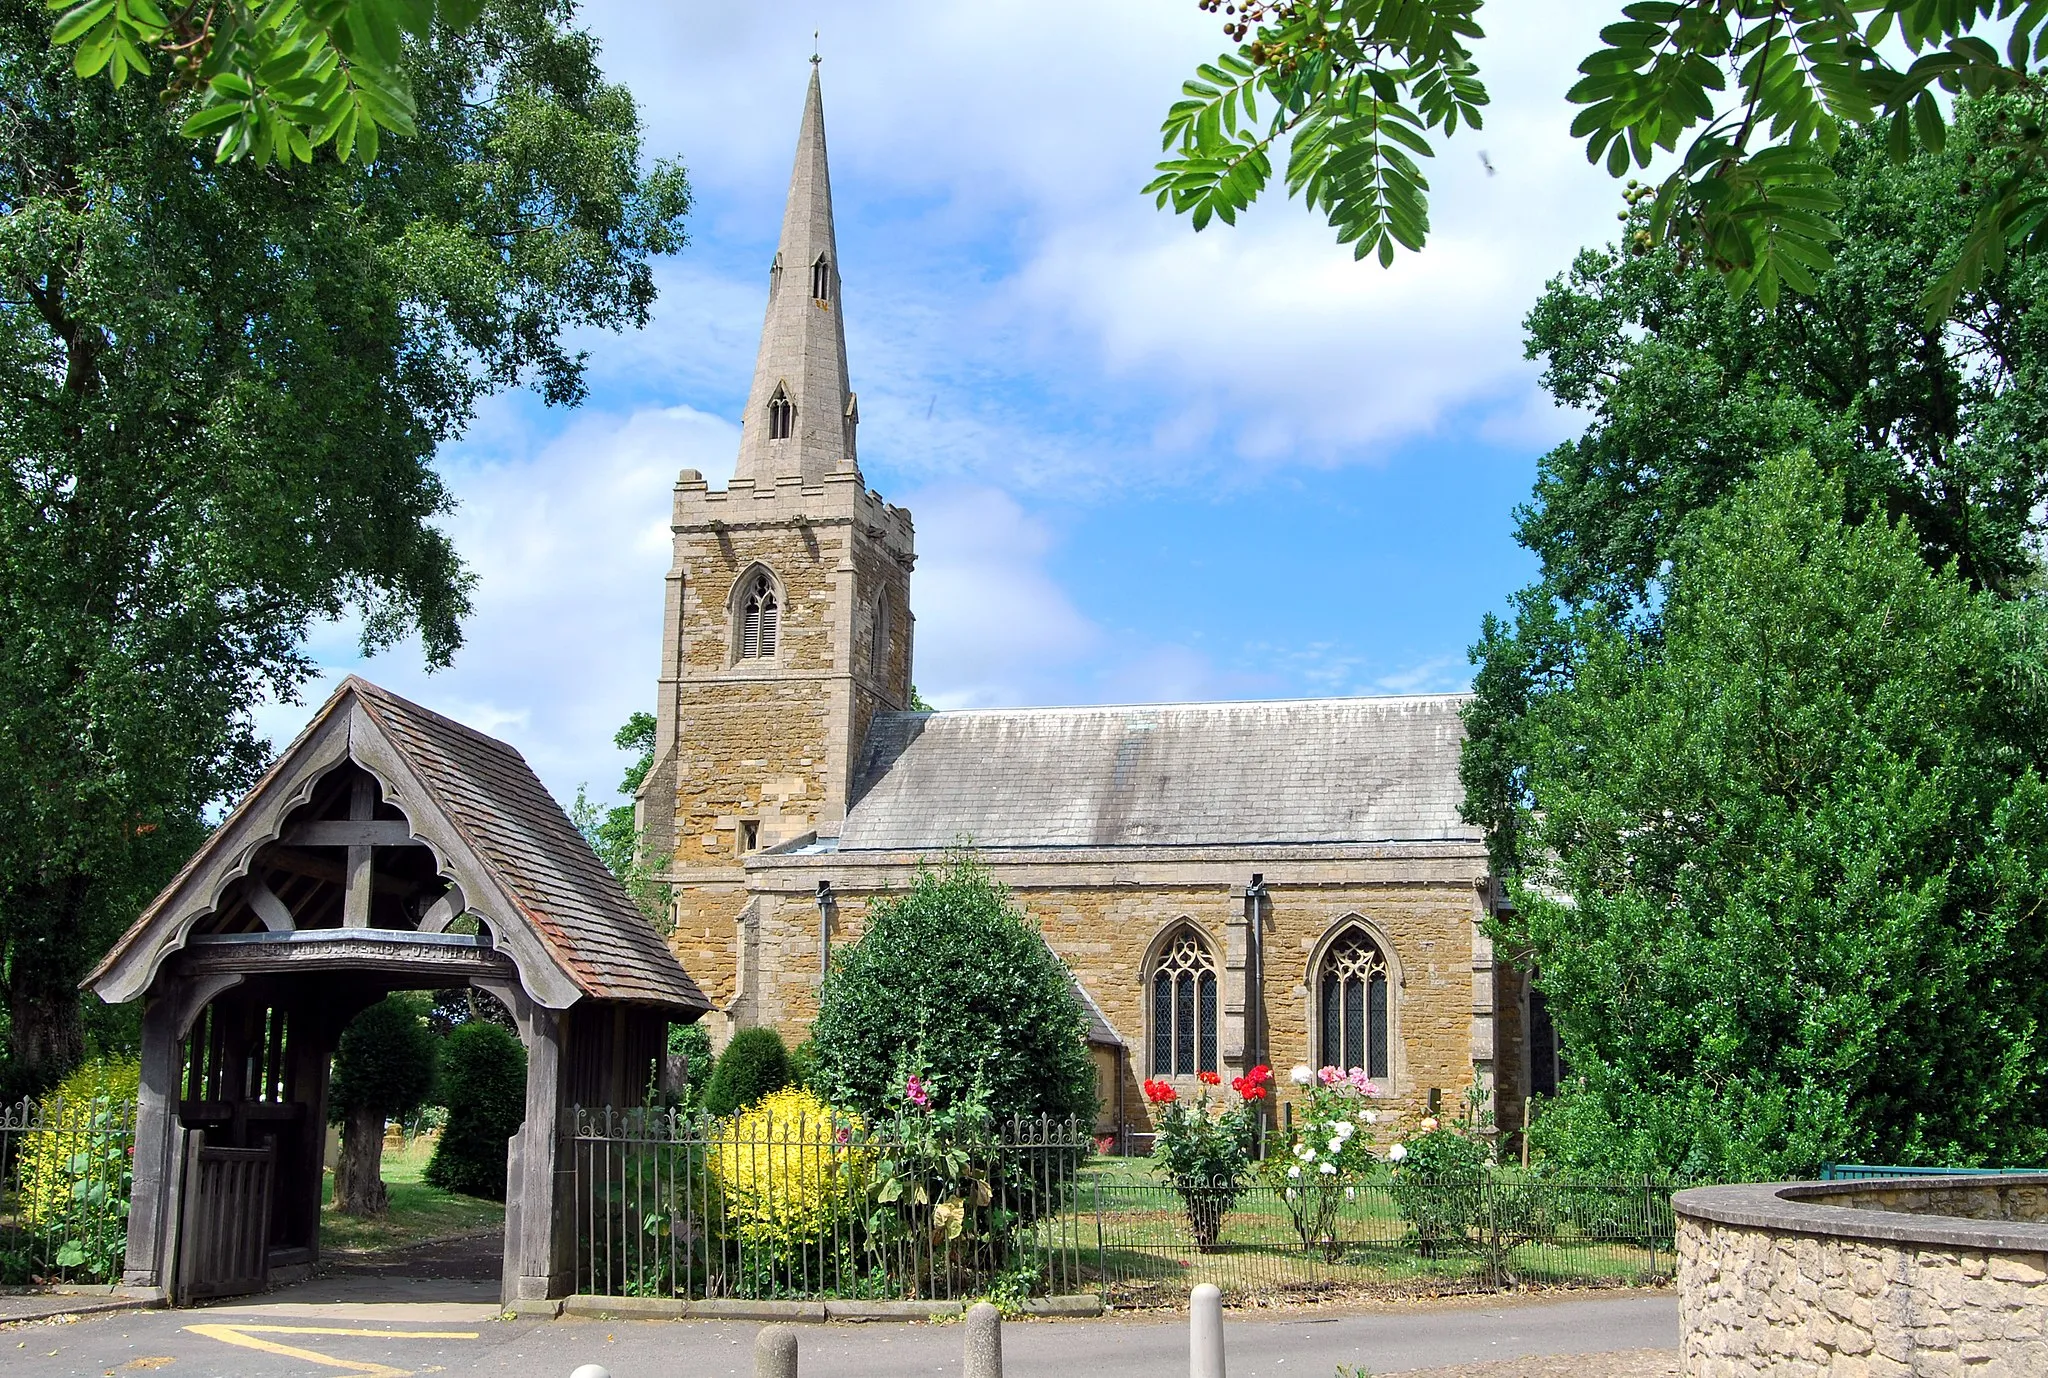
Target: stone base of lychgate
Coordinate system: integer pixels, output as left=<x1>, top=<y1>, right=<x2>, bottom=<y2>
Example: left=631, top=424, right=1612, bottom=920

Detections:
left=1675, top=1177, right=2048, bottom=1376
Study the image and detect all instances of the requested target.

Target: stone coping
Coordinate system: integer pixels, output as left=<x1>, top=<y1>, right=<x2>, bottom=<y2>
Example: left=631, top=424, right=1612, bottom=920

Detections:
left=1673, top=1176, right=2048, bottom=1254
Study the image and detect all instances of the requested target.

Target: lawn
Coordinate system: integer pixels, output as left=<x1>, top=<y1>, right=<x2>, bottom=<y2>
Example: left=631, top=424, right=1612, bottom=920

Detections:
left=318, top=1134, right=504, bottom=1255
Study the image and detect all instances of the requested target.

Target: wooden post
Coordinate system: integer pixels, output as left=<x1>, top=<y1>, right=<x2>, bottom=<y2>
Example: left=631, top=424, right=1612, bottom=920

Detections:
left=343, top=778, right=375, bottom=929
left=510, top=1003, right=566, bottom=1301
left=122, top=994, right=183, bottom=1290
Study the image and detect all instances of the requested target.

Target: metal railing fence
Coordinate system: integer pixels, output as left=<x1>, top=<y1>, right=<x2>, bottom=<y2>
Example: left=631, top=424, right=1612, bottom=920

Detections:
left=571, top=1107, right=1093, bottom=1301
left=0, top=1095, right=137, bottom=1285
left=570, top=1107, right=1679, bottom=1303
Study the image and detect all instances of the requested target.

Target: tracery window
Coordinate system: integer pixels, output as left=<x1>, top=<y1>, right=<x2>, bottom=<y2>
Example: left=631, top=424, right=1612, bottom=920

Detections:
left=738, top=573, right=779, bottom=660
left=811, top=254, right=832, bottom=303
left=1149, top=927, right=1218, bottom=1077
left=767, top=386, right=794, bottom=441
left=1317, top=927, right=1390, bottom=1079
left=870, top=594, right=890, bottom=675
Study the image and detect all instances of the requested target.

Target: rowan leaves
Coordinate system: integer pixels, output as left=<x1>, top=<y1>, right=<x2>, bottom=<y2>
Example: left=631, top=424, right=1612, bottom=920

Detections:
left=1159, top=0, right=2048, bottom=319
left=44, top=0, right=483, bottom=165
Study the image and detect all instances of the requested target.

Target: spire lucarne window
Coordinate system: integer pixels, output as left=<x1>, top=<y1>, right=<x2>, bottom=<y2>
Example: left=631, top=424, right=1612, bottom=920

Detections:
left=811, top=254, right=831, bottom=303
left=1150, top=926, right=1218, bottom=1077
left=767, top=387, right=794, bottom=441
left=738, top=573, right=779, bottom=660
left=1317, top=927, right=1390, bottom=1079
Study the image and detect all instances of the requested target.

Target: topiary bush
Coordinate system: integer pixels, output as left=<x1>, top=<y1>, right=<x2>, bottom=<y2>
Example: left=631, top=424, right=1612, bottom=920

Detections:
left=810, top=852, right=1096, bottom=1128
left=425, top=1021, right=527, bottom=1201
left=329, top=996, right=438, bottom=1215
left=701, top=1027, right=791, bottom=1117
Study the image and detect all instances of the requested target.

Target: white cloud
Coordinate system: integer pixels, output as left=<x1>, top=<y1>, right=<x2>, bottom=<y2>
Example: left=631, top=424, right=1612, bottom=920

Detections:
left=253, top=402, right=741, bottom=808
left=905, top=486, right=1101, bottom=707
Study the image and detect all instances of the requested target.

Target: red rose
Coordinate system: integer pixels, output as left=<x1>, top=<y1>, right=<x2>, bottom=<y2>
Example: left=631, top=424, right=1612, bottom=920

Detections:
left=1198, top=1070, right=1221, bottom=1086
left=1142, top=1078, right=1179, bottom=1105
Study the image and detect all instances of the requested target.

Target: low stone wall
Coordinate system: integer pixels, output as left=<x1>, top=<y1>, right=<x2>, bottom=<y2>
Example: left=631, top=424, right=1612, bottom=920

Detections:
left=1675, top=1176, right=2048, bottom=1376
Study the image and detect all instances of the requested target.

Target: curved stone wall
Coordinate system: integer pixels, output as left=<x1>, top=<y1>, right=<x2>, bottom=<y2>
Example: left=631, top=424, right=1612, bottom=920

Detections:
left=1675, top=1176, right=2048, bottom=1376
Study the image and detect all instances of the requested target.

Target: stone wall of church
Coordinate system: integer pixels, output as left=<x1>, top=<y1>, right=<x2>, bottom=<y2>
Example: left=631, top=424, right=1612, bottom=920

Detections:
left=731, top=857, right=1499, bottom=1140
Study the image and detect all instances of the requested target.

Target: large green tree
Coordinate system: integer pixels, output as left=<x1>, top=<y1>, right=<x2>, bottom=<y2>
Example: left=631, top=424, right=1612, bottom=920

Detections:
left=1153, top=2, right=2048, bottom=314
left=0, top=0, right=688, bottom=1097
left=1464, top=110, right=2048, bottom=880
left=1506, top=453, right=2048, bottom=1178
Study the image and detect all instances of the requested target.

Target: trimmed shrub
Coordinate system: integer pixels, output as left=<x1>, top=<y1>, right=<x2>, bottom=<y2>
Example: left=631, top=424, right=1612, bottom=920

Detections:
left=708, top=1086, right=867, bottom=1260
left=425, top=1021, right=527, bottom=1200
left=19, top=1056, right=139, bottom=1223
left=329, top=996, right=439, bottom=1215
left=702, top=1027, right=791, bottom=1117
left=811, top=853, right=1096, bottom=1127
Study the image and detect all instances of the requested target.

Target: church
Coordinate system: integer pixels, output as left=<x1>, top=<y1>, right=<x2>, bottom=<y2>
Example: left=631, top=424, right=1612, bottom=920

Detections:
left=637, top=68, right=1550, bottom=1146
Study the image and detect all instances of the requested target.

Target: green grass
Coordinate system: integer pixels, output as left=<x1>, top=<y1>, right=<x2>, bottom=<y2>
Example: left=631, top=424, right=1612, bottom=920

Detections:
left=318, top=1134, right=504, bottom=1255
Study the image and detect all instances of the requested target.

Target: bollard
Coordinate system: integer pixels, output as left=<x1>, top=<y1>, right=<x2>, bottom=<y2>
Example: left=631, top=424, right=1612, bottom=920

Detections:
left=568, top=1368, right=611, bottom=1378
left=1190, top=1283, right=1225, bottom=1378
left=757, top=1323, right=800, bottom=1378
left=964, top=1301, right=1003, bottom=1378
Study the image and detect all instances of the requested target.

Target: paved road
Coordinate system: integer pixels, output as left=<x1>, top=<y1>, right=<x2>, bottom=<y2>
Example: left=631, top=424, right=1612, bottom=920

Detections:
left=5, top=1291, right=1676, bottom=1378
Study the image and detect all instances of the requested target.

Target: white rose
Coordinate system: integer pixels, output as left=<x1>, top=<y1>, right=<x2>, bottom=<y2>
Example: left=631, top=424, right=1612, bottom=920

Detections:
left=1287, top=1165, right=1302, bottom=1179
left=1335, top=1121, right=1355, bottom=1140
left=1362, top=1110, right=1378, bottom=1124
left=1327, top=1138, right=1343, bottom=1153
left=1388, top=1143, right=1408, bottom=1162
left=1319, top=1161, right=1337, bottom=1175
left=1295, top=1144, right=1312, bottom=1160
left=1345, top=1186, right=1357, bottom=1200
left=1290, top=1065, right=1314, bottom=1086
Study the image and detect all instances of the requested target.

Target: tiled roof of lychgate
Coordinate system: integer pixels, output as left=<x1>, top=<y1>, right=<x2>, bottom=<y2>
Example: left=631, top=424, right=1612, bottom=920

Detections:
left=88, top=678, right=706, bottom=1014
left=840, top=695, right=1478, bottom=852
left=349, top=681, right=705, bottom=1011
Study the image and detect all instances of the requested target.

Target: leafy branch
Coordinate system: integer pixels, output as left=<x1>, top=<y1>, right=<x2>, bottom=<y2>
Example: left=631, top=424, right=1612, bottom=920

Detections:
left=47, top=0, right=483, bottom=165
left=1157, top=0, right=2048, bottom=319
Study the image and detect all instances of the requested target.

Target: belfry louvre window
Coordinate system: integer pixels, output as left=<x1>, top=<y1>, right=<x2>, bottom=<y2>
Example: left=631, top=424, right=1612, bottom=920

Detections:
left=1149, top=927, right=1218, bottom=1077
left=739, top=574, right=779, bottom=660
left=811, top=255, right=831, bottom=303
left=767, top=387, right=794, bottom=441
left=1318, top=928, right=1390, bottom=1079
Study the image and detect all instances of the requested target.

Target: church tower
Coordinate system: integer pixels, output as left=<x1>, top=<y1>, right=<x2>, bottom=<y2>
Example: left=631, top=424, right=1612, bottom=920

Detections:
left=642, top=65, right=916, bottom=1014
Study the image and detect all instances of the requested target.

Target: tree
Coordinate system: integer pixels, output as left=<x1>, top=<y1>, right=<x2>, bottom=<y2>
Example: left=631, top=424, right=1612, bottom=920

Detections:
left=1153, top=1, right=2048, bottom=314
left=1505, top=452, right=2048, bottom=1179
left=424, top=1019, right=527, bottom=1199
left=0, top=0, right=688, bottom=1096
left=810, top=853, right=1097, bottom=1128
left=328, top=996, right=438, bottom=1216
left=700, top=1026, right=791, bottom=1118
left=571, top=711, right=667, bottom=921
left=1463, top=111, right=2048, bottom=879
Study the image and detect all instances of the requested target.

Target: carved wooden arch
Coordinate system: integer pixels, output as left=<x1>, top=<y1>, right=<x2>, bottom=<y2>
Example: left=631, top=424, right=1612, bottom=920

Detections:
left=1302, top=912, right=1404, bottom=1091
left=92, top=698, right=581, bottom=1011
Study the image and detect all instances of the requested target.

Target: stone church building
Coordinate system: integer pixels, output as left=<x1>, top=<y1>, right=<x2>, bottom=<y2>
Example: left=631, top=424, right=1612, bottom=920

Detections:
left=638, top=68, right=1550, bottom=1144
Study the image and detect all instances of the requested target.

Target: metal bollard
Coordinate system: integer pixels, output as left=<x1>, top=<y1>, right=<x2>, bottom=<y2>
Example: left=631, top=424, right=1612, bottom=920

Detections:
left=1190, top=1282, right=1225, bottom=1378
left=757, top=1323, right=800, bottom=1378
left=568, top=1368, right=612, bottom=1378
left=964, top=1301, right=1003, bottom=1378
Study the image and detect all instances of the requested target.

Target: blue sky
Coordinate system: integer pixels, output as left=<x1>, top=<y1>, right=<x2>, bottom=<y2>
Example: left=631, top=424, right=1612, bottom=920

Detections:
left=260, top=0, right=1630, bottom=811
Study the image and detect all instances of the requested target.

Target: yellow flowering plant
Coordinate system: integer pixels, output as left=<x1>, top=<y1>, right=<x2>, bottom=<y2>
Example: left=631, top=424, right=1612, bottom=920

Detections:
left=708, top=1087, right=869, bottom=1260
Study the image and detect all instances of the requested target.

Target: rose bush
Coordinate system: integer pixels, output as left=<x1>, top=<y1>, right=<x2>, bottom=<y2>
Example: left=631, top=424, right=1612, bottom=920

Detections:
left=1264, top=1065, right=1382, bottom=1259
left=1147, top=1065, right=1268, bottom=1251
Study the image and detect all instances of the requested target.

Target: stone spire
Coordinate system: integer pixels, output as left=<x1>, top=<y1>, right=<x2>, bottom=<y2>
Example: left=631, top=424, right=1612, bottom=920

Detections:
left=733, top=63, right=857, bottom=487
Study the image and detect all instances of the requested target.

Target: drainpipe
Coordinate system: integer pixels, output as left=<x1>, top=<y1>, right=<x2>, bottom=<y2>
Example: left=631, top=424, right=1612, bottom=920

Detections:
left=1246, top=873, right=1268, bottom=1146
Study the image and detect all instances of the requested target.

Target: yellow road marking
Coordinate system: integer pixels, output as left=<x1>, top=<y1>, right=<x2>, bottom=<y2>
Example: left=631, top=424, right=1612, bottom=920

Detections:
left=184, top=1323, right=480, bottom=1378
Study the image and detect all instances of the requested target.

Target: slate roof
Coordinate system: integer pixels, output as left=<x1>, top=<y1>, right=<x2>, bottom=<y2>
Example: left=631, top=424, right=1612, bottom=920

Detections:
left=348, top=681, right=705, bottom=1010
left=839, top=695, right=1478, bottom=851
left=90, top=678, right=705, bottom=1013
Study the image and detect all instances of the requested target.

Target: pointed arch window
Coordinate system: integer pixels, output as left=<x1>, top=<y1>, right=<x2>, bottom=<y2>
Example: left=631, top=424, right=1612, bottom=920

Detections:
left=1317, top=927, right=1390, bottom=1079
left=811, top=254, right=831, bottom=303
left=1149, top=926, right=1218, bottom=1077
left=738, top=572, right=779, bottom=660
left=767, top=386, right=794, bottom=441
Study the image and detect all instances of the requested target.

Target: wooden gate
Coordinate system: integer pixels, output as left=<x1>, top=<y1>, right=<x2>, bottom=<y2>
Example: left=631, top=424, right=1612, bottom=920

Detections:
left=172, top=1131, right=276, bottom=1303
